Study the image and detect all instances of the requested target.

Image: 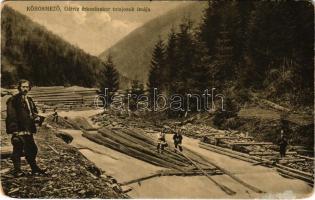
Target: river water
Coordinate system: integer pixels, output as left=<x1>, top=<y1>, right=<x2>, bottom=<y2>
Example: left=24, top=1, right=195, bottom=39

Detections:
left=57, top=110, right=312, bottom=198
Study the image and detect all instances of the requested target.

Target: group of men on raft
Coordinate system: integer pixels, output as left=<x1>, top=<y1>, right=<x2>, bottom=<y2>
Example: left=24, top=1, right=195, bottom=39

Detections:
left=157, top=126, right=183, bottom=154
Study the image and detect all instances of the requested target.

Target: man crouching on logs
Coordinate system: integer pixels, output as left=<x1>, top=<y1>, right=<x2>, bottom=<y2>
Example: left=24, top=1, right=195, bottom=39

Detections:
left=6, top=79, right=47, bottom=177
left=157, top=128, right=167, bottom=154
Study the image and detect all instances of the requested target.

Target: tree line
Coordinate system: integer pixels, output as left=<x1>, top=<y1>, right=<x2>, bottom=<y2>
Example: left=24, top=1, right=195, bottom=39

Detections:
left=147, top=0, right=314, bottom=116
left=1, top=6, right=110, bottom=88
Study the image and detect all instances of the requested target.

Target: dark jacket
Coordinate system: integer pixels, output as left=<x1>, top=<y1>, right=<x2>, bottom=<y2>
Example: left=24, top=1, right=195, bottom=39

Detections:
left=173, top=133, right=183, bottom=144
left=278, top=137, right=288, bottom=149
left=6, top=93, right=38, bottom=134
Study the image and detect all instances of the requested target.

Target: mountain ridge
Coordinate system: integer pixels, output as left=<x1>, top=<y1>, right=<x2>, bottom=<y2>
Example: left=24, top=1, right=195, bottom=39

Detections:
left=99, top=2, right=207, bottom=84
left=1, top=5, right=130, bottom=89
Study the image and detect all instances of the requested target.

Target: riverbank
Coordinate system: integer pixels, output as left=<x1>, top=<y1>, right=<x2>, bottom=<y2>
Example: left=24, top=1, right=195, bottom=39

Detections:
left=2, top=107, right=312, bottom=198
left=57, top=110, right=313, bottom=198
left=0, top=125, right=126, bottom=198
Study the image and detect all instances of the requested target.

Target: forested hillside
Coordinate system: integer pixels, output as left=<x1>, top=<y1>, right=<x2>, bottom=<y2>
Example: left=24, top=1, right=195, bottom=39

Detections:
left=1, top=6, right=127, bottom=88
left=99, top=2, right=207, bottom=82
left=147, top=1, right=314, bottom=110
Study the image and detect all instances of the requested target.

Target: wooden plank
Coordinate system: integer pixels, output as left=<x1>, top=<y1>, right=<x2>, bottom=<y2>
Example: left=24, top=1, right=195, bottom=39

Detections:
left=276, top=168, right=313, bottom=184
left=231, top=142, right=273, bottom=146
left=1, top=146, right=12, bottom=159
left=180, top=148, right=217, bottom=170
left=200, top=143, right=313, bottom=184
left=278, top=158, right=306, bottom=164
left=120, top=169, right=223, bottom=186
left=249, top=151, right=297, bottom=156
left=200, top=142, right=274, bottom=165
left=178, top=150, right=237, bottom=196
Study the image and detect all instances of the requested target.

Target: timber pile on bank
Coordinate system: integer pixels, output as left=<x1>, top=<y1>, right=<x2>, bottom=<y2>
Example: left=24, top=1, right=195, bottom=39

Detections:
left=53, top=108, right=313, bottom=186
left=28, top=86, right=98, bottom=110
left=198, top=131, right=313, bottom=184
left=0, top=126, right=126, bottom=198
left=195, top=127, right=314, bottom=176
left=88, top=109, right=314, bottom=185
left=155, top=112, right=314, bottom=178
left=82, top=127, right=215, bottom=171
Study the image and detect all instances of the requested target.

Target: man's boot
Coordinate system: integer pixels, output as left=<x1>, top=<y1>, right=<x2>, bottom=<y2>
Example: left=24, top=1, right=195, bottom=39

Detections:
left=12, top=158, right=25, bottom=177
left=29, top=160, right=47, bottom=176
left=31, top=165, right=47, bottom=176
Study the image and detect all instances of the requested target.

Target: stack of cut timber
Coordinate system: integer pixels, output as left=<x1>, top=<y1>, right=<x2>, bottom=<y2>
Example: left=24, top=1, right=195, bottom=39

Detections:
left=278, top=158, right=306, bottom=164
left=285, top=159, right=314, bottom=174
left=83, top=127, right=214, bottom=171
left=29, top=86, right=98, bottom=107
left=249, top=151, right=297, bottom=156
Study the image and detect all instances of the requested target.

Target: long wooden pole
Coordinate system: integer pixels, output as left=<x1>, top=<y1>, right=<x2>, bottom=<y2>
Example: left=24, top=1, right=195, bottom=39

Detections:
left=177, top=150, right=236, bottom=196
left=191, top=146, right=265, bottom=194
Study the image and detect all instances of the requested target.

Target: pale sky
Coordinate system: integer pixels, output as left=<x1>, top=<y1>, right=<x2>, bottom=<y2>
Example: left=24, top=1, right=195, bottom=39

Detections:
left=4, top=1, right=189, bottom=56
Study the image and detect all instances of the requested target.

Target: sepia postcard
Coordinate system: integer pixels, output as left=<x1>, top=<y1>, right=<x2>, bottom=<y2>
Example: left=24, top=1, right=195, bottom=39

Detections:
left=0, top=0, right=314, bottom=199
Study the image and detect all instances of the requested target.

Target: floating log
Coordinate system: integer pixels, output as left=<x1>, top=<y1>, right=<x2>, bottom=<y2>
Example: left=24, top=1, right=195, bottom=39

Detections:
left=178, top=150, right=237, bottom=196
left=276, top=163, right=313, bottom=178
left=187, top=147, right=265, bottom=194
left=117, top=128, right=156, bottom=145
left=249, top=151, right=297, bottom=156
left=200, top=142, right=313, bottom=184
left=200, top=143, right=257, bottom=164
left=82, top=132, right=169, bottom=167
left=120, top=169, right=223, bottom=186
left=85, top=128, right=213, bottom=171
left=83, top=132, right=188, bottom=171
left=111, top=129, right=187, bottom=164
left=276, top=168, right=313, bottom=184
left=125, top=127, right=160, bottom=143
left=128, top=128, right=192, bottom=163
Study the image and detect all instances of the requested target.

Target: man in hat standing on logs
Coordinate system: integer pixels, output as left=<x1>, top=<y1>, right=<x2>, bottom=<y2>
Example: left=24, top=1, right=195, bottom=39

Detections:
left=278, top=130, right=288, bottom=159
left=173, top=127, right=183, bottom=153
left=6, top=79, right=47, bottom=177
